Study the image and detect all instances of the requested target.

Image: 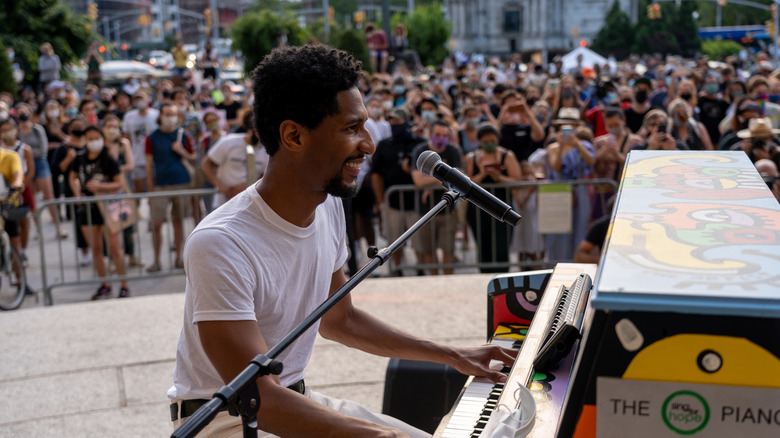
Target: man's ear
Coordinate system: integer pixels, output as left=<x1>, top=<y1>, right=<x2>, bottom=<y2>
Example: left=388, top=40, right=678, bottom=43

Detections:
left=279, top=120, right=304, bottom=153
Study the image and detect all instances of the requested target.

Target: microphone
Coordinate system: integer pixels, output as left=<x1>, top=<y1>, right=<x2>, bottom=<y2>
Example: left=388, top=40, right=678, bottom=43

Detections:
left=416, top=150, right=522, bottom=226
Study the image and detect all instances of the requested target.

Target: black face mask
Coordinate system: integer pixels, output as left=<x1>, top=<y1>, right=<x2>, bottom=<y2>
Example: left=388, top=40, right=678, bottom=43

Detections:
left=390, top=122, right=410, bottom=140
left=18, top=113, right=29, bottom=122
left=635, top=90, right=649, bottom=103
left=102, top=100, right=111, bottom=107
left=71, top=129, right=85, bottom=137
left=526, top=97, right=538, bottom=107
left=680, top=93, right=692, bottom=101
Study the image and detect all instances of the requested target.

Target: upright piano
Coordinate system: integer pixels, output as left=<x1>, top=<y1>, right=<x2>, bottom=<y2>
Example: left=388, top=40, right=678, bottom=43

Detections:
left=435, top=151, right=780, bottom=437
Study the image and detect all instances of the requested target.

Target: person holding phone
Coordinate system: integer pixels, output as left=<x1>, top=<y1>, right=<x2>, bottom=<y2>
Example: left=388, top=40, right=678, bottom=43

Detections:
left=464, top=123, right=521, bottom=273
left=496, top=91, right=545, bottom=163
left=635, top=110, right=688, bottom=151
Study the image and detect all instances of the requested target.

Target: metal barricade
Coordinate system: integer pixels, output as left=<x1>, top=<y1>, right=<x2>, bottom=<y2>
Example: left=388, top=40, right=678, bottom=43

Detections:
left=382, top=179, right=618, bottom=274
left=33, top=188, right=217, bottom=306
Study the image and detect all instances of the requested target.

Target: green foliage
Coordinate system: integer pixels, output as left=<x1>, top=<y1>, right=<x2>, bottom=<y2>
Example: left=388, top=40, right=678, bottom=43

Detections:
left=392, top=3, right=451, bottom=67
left=231, top=9, right=311, bottom=75
left=671, top=1, right=701, bottom=57
left=694, top=0, right=771, bottom=27
left=0, top=0, right=92, bottom=87
left=0, top=41, right=17, bottom=98
left=701, top=39, right=744, bottom=59
left=592, top=1, right=635, bottom=59
left=332, top=28, right=371, bottom=72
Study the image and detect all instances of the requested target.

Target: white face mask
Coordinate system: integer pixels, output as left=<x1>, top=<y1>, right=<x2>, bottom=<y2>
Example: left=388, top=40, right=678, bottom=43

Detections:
left=46, top=110, right=60, bottom=120
left=86, top=138, right=104, bottom=153
left=163, top=116, right=179, bottom=129
left=383, top=100, right=393, bottom=110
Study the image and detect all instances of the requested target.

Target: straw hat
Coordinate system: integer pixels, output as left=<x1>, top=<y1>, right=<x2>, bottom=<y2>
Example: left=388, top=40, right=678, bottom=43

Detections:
left=552, top=107, right=582, bottom=126
left=737, top=117, right=780, bottom=139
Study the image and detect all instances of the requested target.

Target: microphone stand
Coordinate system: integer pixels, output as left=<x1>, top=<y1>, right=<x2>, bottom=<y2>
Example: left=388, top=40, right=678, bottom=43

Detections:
left=172, top=189, right=462, bottom=438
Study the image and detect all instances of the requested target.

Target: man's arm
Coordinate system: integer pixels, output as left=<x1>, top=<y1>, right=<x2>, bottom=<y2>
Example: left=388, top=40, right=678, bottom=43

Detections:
left=574, top=240, right=600, bottom=264
left=197, top=320, right=407, bottom=437
left=319, top=269, right=516, bottom=383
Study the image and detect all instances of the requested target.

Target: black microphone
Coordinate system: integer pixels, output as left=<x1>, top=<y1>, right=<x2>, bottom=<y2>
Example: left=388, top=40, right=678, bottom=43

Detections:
left=416, top=150, right=522, bottom=226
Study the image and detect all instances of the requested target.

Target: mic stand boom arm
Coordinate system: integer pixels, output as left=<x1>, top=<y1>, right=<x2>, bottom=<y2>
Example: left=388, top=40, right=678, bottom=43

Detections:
left=172, top=189, right=462, bottom=438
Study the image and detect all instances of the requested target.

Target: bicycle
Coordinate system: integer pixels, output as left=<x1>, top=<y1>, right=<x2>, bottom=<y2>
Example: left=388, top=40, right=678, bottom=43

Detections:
left=0, top=189, right=28, bottom=311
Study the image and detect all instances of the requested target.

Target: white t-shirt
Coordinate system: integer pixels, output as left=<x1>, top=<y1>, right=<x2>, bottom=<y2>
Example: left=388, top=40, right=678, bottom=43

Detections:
left=207, top=133, right=270, bottom=208
left=122, top=108, right=159, bottom=167
left=167, top=187, right=348, bottom=401
left=361, top=118, right=390, bottom=187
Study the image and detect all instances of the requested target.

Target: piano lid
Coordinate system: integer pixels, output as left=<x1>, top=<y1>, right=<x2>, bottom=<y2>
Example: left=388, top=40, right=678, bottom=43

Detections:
left=593, top=151, right=780, bottom=318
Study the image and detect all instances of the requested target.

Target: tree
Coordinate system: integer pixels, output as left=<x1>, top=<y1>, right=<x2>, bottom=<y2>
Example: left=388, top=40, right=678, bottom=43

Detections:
left=0, top=41, right=17, bottom=98
left=592, top=1, right=635, bottom=60
left=231, top=9, right=311, bottom=75
left=393, top=3, right=451, bottom=67
left=671, top=1, right=701, bottom=57
left=0, top=0, right=91, bottom=87
left=702, top=40, right=744, bottom=59
left=332, top=28, right=371, bottom=72
left=694, top=0, right=771, bottom=27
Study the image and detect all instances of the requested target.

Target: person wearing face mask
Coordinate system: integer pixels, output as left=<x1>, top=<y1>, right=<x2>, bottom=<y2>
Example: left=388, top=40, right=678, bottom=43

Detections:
left=668, top=99, right=713, bottom=150
left=408, top=120, right=463, bottom=275
left=52, top=120, right=93, bottom=265
left=416, top=96, right=439, bottom=132
left=720, top=75, right=780, bottom=134
left=144, top=102, right=195, bottom=272
left=592, top=108, right=643, bottom=180
left=37, top=43, right=61, bottom=92
left=0, top=118, right=36, bottom=278
left=102, top=114, right=143, bottom=268
left=370, top=107, right=427, bottom=274
left=497, top=91, right=546, bottom=163
left=718, top=97, right=762, bottom=150
left=624, top=77, right=658, bottom=134
left=112, top=90, right=132, bottom=121
left=123, top=90, right=159, bottom=193
left=456, top=106, right=483, bottom=154
left=68, top=126, right=130, bottom=299
left=697, top=74, right=729, bottom=144
left=16, top=102, right=68, bottom=241
left=464, top=123, right=521, bottom=274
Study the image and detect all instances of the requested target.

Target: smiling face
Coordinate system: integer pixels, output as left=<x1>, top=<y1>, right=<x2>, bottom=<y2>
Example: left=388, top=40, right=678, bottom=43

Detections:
left=304, top=87, right=375, bottom=198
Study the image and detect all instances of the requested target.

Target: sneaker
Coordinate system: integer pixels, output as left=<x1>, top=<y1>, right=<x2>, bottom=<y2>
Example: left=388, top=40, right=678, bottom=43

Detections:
left=24, top=285, right=36, bottom=296
left=91, top=285, right=112, bottom=300
left=118, top=287, right=130, bottom=298
left=79, top=252, right=92, bottom=267
left=174, top=258, right=184, bottom=270
left=57, top=230, right=69, bottom=239
left=146, top=262, right=162, bottom=273
left=127, top=255, right=145, bottom=267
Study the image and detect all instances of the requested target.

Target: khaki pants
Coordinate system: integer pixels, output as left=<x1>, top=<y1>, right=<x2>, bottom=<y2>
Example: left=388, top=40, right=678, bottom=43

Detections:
left=171, top=388, right=430, bottom=437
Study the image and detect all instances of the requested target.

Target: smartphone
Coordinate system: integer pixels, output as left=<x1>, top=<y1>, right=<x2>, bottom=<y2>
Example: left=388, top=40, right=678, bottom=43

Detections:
left=549, top=79, right=560, bottom=89
left=562, top=126, right=574, bottom=138
left=656, top=124, right=667, bottom=134
left=484, top=163, right=503, bottom=172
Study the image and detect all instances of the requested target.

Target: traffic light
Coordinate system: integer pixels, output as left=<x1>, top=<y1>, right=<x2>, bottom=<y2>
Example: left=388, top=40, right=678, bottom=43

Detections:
left=354, top=10, right=365, bottom=24
left=767, top=20, right=776, bottom=39
left=647, top=3, right=661, bottom=20
left=204, top=8, right=212, bottom=30
left=139, top=14, right=150, bottom=26
left=328, top=6, right=335, bottom=24
left=88, top=2, right=98, bottom=20
left=717, top=0, right=727, bottom=7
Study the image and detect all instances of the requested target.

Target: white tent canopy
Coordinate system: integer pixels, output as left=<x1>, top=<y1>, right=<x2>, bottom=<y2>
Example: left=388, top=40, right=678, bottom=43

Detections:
left=560, top=46, right=617, bottom=73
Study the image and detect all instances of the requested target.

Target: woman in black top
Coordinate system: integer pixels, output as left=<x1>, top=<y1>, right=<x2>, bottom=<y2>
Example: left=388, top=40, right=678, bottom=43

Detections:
left=464, top=124, right=522, bottom=273
left=68, top=125, right=129, bottom=300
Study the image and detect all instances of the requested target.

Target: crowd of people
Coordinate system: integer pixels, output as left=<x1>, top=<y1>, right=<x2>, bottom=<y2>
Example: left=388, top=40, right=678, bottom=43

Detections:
left=3, top=38, right=780, bottom=300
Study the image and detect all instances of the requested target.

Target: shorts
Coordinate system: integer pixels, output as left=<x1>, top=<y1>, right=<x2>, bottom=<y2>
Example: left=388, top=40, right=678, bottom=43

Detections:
left=131, top=165, right=146, bottom=181
left=380, top=204, right=417, bottom=245
left=415, top=211, right=457, bottom=254
left=22, top=186, right=35, bottom=211
left=4, top=218, right=19, bottom=238
left=76, top=202, right=105, bottom=227
left=34, top=157, right=52, bottom=180
left=149, top=184, right=190, bottom=221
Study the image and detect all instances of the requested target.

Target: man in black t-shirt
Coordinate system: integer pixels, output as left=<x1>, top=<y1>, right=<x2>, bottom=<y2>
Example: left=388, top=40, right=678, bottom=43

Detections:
left=697, top=74, right=729, bottom=144
left=497, top=91, right=545, bottom=162
left=410, top=120, right=463, bottom=275
left=215, top=84, right=242, bottom=131
left=574, top=216, right=610, bottom=264
left=370, top=108, right=427, bottom=272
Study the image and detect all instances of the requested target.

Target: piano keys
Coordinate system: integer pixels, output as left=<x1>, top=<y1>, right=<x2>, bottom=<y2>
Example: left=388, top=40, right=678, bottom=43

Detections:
left=435, top=264, right=597, bottom=438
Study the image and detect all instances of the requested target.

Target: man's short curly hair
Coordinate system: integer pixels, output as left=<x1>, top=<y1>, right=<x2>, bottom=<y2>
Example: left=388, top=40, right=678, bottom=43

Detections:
left=252, top=44, right=363, bottom=156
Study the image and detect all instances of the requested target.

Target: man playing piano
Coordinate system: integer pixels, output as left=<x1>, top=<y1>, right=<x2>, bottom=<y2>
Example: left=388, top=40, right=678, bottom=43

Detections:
left=167, top=45, right=515, bottom=437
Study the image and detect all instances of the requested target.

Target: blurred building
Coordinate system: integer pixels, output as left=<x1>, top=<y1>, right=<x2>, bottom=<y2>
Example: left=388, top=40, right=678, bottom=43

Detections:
left=446, top=0, right=638, bottom=56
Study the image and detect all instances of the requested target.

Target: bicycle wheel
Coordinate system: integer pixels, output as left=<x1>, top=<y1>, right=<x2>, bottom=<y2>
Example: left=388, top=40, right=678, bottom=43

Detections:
left=0, top=239, right=26, bottom=311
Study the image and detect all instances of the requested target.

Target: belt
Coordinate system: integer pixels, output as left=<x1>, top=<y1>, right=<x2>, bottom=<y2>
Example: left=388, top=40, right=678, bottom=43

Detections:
left=170, top=379, right=306, bottom=421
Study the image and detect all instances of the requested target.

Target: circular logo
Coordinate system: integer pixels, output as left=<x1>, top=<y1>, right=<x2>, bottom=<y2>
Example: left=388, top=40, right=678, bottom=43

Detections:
left=662, top=390, right=710, bottom=435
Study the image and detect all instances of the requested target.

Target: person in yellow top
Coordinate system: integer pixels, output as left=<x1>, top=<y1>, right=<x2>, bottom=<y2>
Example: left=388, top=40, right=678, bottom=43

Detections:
left=170, top=40, right=189, bottom=85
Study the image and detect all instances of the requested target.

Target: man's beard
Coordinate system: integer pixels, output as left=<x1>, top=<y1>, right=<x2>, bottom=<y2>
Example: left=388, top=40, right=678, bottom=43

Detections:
left=324, top=170, right=359, bottom=198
